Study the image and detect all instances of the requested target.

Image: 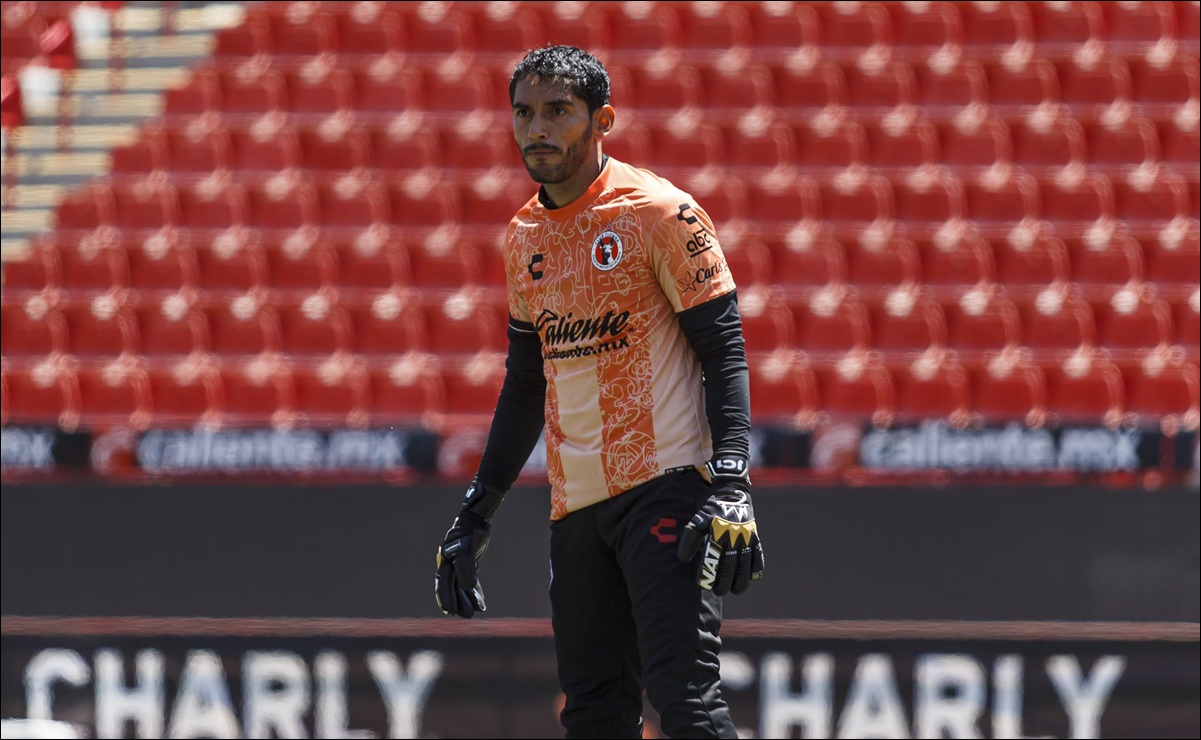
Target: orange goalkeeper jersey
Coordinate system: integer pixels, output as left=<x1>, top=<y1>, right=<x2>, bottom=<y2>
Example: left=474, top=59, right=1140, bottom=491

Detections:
left=503, top=158, right=737, bottom=520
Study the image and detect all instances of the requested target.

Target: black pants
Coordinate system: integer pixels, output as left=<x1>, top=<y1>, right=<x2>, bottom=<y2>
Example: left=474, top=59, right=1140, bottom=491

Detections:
left=549, top=469, right=737, bottom=739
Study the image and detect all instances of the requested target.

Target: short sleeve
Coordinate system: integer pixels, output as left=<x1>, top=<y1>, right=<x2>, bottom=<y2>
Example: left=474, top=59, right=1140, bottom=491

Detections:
left=650, top=198, right=737, bottom=313
left=503, top=222, right=534, bottom=323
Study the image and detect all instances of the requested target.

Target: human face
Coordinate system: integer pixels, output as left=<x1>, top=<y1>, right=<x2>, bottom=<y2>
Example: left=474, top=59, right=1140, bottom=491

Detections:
left=511, top=76, right=598, bottom=190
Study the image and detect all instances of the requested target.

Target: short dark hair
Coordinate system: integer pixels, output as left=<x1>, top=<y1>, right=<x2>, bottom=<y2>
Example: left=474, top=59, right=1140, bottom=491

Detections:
left=509, top=45, right=611, bottom=113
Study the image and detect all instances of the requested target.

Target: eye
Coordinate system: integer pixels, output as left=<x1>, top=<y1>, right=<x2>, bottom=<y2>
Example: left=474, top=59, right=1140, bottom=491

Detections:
left=553, top=106, right=567, bottom=115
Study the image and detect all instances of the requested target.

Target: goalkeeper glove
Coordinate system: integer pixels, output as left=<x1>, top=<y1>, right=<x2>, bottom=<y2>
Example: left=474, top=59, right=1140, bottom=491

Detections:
left=677, top=456, right=765, bottom=595
left=435, top=480, right=506, bottom=619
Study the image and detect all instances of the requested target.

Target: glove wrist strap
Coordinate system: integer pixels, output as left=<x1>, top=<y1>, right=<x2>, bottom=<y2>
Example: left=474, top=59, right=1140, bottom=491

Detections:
left=462, top=479, right=507, bottom=522
left=707, top=455, right=751, bottom=487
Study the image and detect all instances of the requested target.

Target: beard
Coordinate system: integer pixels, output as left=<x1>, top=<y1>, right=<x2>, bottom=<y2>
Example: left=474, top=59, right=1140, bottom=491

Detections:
left=522, top=129, right=592, bottom=184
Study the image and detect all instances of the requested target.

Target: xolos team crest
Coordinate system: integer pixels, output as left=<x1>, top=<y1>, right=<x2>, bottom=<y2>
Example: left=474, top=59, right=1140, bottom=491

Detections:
left=591, top=231, right=624, bottom=271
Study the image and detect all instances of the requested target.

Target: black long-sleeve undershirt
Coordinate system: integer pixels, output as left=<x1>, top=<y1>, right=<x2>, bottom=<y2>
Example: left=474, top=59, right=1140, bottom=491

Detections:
left=474, top=291, right=752, bottom=492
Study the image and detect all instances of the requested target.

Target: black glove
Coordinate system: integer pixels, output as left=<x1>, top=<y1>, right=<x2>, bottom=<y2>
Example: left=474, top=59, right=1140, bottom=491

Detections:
left=435, top=480, right=506, bottom=619
left=677, top=456, right=765, bottom=595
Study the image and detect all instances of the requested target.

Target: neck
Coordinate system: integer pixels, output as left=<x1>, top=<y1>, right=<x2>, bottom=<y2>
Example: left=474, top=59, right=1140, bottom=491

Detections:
left=541, top=149, right=606, bottom=209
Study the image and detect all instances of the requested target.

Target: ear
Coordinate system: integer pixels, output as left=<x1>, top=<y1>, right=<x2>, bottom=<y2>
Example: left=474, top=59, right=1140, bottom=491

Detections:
left=593, top=104, right=616, bottom=142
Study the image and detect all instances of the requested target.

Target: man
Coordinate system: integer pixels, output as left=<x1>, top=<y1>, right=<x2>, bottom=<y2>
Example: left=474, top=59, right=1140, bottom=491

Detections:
left=435, top=45, right=764, bottom=739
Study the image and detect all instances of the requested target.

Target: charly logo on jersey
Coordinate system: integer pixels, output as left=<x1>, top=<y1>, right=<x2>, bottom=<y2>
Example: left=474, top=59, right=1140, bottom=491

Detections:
left=591, top=230, right=624, bottom=271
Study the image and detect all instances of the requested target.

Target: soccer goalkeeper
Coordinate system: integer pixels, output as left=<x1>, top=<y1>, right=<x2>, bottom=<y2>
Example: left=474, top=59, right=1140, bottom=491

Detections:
left=435, top=45, right=764, bottom=739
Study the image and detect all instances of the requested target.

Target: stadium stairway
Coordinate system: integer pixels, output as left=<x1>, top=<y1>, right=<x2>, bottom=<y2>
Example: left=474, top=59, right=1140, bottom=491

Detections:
left=1, top=0, right=246, bottom=261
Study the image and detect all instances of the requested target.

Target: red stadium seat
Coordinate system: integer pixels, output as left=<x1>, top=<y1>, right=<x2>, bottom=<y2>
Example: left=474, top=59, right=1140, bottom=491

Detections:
left=299, top=122, right=371, bottom=173
left=246, top=178, right=320, bottom=231
left=817, top=172, right=893, bottom=236
left=919, top=233, right=995, bottom=293
left=891, top=168, right=966, bottom=234
left=146, top=357, right=221, bottom=428
left=1129, top=55, right=1199, bottom=114
left=474, top=5, right=544, bottom=62
left=1028, top=0, right=1104, bottom=53
left=55, top=184, right=115, bottom=232
left=217, top=66, right=288, bottom=116
left=109, top=130, right=169, bottom=176
left=737, top=289, right=795, bottom=352
left=771, top=235, right=847, bottom=297
left=699, top=62, right=774, bottom=117
left=388, top=178, right=460, bottom=230
left=367, top=354, right=446, bottom=427
left=277, top=292, right=353, bottom=358
left=110, top=180, right=179, bottom=232
left=645, top=120, right=725, bottom=173
left=681, top=175, right=747, bottom=228
left=212, top=15, right=272, bottom=59
left=442, top=125, right=514, bottom=173
left=231, top=118, right=302, bottom=173
left=136, top=294, right=209, bottom=359
left=1101, top=1, right=1176, bottom=55
left=402, top=3, right=473, bottom=56
left=971, top=350, right=1046, bottom=427
left=916, top=60, right=988, bottom=116
left=1179, top=1, right=1201, bottom=52
left=815, top=1, right=891, bottom=59
left=678, top=1, right=752, bottom=56
left=441, top=353, right=506, bottom=423
left=421, top=67, right=491, bottom=115
left=331, top=228, right=410, bottom=293
left=1, top=245, right=61, bottom=297
left=791, top=288, right=872, bottom=361
left=177, top=180, right=249, bottom=231
left=262, top=230, right=339, bottom=296
left=771, top=59, right=846, bottom=119
left=958, top=0, right=1034, bottom=55
left=1038, top=170, right=1114, bottom=230
left=1160, top=117, right=1200, bottom=169
left=945, top=287, right=1022, bottom=361
left=795, top=119, right=868, bottom=173
left=963, top=169, right=1040, bottom=235
left=1091, top=288, right=1174, bottom=357
left=331, top=4, right=404, bottom=58
left=1011, top=116, right=1088, bottom=172
left=422, top=291, right=506, bottom=356
left=939, top=117, right=1012, bottom=172
left=62, top=294, right=139, bottom=359
left=57, top=241, right=128, bottom=296
left=721, top=239, right=775, bottom=290
left=354, top=63, right=422, bottom=118
left=604, top=120, right=651, bottom=165
left=891, top=350, right=971, bottom=425
left=869, top=288, right=948, bottom=357
left=316, top=178, right=389, bottom=229
left=1122, top=353, right=1199, bottom=430
left=3, top=358, right=80, bottom=429
left=745, top=1, right=819, bottom=56
left=747, top=350, right=820, bottom=428
left=815, top=351, right=895, bottom=426
left=621, top=65, right=703, bottom=116
left=162, top=72, right=221, bottom=117
left=843, top=235, right=921, bottom=295
left=535, top=3, right=611, bottom=52
left=602, top=2, right=682, bottom=62
left=1066, top=233, right=1145, bottom=294
left=975, top=220, right=1058, bottom=298
left=217, top=355, right=294, bottom=428
left=263, top=7, right=337, bottom=59
left=292, top=356, right=371, bottom=429
left=345, top=290, right=428, bottom=357
left=724, top=118, right=796, bottom=171
left=984, top=57, right=1060, bottom=113
left=371, top=122, right=438, bottom=174
left=1112, top=169, right=1189, bottom=224
left=456, top=171, right=533, bottom=231
left=195, top=230, right=269, bottom=298
left=1, top=296, right=68, bottom=359
left=165, top=123, right=233, bottom=175
left=75, top=358, right=153, bottom=431
left=1058, top=57, right=1132, bottom=116
left=1175, top=291, right=1200, bottom=361
left=1143, top=231, right=1201, bottom=294
left=889, top=1, right=962, bottom=60
left=1083, top=116, right=1161, bottom=171
left=743, top=175, right=820, bottom=235
left=127, top=241, right=200, bottom=298
left=1017, top=288, right=1097, bottom=358
left=865, top=118, right=940, bottom=173
left=843, top=61, right=918, bottom=115
left=1042, top=349, right=1124, bottom=427
left=204, top=295, right=281, bottom=357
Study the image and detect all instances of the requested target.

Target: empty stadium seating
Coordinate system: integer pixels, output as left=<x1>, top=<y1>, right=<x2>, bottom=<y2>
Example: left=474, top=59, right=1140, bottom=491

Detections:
left=3, top=0, right=1197, bottom=449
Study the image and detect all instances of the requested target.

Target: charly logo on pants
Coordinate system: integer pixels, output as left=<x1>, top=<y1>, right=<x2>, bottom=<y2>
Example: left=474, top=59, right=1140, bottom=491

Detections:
left=591, top=230, right=624, bottom=271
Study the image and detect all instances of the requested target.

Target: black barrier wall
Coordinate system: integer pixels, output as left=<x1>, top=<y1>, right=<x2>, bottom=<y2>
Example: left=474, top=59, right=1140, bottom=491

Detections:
left=1, top=481, right=1197, bottom=622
